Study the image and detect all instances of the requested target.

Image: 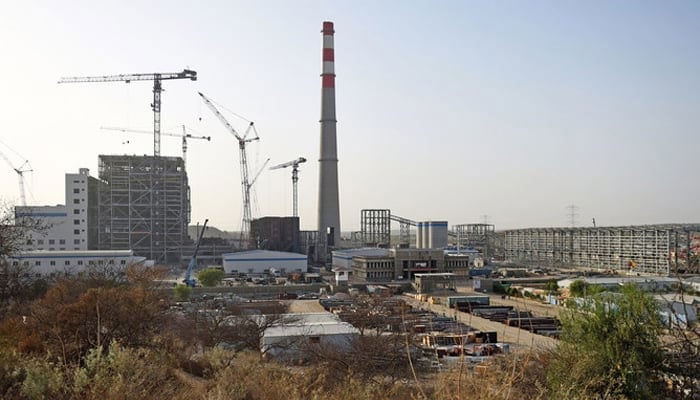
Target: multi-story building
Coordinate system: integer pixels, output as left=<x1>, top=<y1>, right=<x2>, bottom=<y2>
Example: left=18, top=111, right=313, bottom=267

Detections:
left=16, top=168, right=99, bottom=251
left=344, top=248, right=473, bottom=282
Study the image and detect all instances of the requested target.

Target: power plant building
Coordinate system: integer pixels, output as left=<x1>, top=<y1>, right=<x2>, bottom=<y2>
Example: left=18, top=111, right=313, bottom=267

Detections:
left=250, top=216, right=300, bottom=253
left=97, top=155, right=190, bottom=264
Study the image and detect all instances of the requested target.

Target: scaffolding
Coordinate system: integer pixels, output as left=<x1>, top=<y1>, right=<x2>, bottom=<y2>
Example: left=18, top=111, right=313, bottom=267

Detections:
left=503, top=224, right=700, bottom=275
left=97, top=155, right=190, bottom=264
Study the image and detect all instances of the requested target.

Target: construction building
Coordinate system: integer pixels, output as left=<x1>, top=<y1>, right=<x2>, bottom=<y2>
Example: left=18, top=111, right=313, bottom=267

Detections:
left=97, top=155, right=190, bottom=264
left=250, top=216, right=300, bottom=253
left=503, top=224, right=700, bottom=275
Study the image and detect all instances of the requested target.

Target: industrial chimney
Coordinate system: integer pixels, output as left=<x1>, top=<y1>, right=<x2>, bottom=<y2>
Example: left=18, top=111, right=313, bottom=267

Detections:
left=317, top=21, right=341, bottom=248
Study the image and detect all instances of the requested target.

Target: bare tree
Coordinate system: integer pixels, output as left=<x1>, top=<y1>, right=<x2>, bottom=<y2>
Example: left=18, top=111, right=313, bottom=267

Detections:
left=0, top=202, right=49, bottom=313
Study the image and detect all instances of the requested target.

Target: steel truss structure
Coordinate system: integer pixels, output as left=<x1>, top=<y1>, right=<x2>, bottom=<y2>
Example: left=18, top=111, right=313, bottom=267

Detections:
left=97, top=155, right=190, bottom=264
left=503, top=224, right=700, bottom=274
left=360, top=209, right=391, bottom=247
left=453, top=223, right=495, bottom=257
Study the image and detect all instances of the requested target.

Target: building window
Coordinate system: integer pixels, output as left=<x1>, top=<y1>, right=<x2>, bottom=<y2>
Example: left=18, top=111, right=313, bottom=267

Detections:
left=74, top=209, right=80, bottom=215
left=37, top=239, right=44, bottom=245
left=120, top=260, right=126, bottom=265
left=50, top=261, right=56, bottom=266
left=74, top=230, right=80, bottom=235
left=74, top=239, right=80, bottom=245
left=88, top=260, right=95, bottom=266
left=59, top=239, right=65, bottom=245
left=35, top=261, right=41, bottom=266
left=64, top=261, right=70, bottom=266
left=49, top=239, right=55, bottom=244
left=77, top=260, right=83, bottom=265
left=26, top=239, right=33, bottom=245
left=23, top=261, right=29, bottom=267
left=73, top=199, right=80, bottom=204
left=73, top=188, right=80, bottom=194
left=12, top=261, right=18, bottom=266
left=74, top=219, right=80, bottom=225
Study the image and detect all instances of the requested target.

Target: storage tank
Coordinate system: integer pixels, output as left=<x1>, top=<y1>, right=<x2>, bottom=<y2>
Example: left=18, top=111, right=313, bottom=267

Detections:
left=427, top=221, right=448, bottom=248
left=421, top=221, right=430, bottom=249
left=416, top=222, right=423, bottom=248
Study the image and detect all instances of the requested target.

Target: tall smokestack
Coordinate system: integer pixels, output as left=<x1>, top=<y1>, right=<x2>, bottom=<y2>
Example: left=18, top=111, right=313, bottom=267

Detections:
left=318, top=21, right=341, bottom=248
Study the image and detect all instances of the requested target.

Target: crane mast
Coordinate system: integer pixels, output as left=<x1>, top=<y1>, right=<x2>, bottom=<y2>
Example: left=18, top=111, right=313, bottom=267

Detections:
left=198, top=92, right=262, bottom=248
left=59, top=69, right=197, bottom=157
left=270, top=157, right=307, bottom=217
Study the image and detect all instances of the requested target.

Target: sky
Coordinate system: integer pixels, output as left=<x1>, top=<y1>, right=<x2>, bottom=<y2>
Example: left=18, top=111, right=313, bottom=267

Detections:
left=0, top=1, right=698, bottom=232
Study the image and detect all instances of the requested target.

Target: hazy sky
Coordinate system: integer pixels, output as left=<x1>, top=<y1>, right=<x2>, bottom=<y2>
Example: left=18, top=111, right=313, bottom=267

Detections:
left=0, top=1, right=698, bottom=232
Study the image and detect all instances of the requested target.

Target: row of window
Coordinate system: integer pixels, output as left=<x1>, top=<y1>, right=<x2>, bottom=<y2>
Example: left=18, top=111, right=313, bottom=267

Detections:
left=30, top=238, right=82, bottom=246
left=12, top=259, right=128, bottom=267
left=366, top=271, right=393, bottom=279
left=33, top=239, right=67, bottom=245
left=34, top=248, right=81, bottom=251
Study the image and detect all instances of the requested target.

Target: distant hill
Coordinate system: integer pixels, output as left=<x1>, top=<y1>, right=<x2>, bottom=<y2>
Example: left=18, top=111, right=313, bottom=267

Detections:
left=187, top=225, right=240, bottom=240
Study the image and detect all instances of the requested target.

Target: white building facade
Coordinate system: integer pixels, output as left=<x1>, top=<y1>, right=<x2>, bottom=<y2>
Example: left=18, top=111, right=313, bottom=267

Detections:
left=222, top=250, right=308, bottom=275
left=15, top=168, right=97, bottom=251
left=5, top=250, right=145, bottom=276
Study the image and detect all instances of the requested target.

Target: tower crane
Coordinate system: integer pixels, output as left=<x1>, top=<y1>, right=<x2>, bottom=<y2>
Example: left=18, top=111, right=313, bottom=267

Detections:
left=197, top=92, right=263, bottom=247
left=100, top=125, right=211, bottom=164
left=269, top=157, right=307, bottom=217
left=58, top=69, right=197, bottom=157
left=0, top=145, right=32, bottom=206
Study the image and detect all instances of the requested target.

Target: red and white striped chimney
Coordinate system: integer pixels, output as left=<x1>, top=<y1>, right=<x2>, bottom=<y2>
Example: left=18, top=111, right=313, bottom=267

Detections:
left=318, top=21, right=341, bottom=249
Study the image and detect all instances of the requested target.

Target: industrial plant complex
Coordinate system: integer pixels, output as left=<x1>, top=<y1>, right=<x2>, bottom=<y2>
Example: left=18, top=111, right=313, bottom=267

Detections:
left=2, top=21, right=699, bottom=287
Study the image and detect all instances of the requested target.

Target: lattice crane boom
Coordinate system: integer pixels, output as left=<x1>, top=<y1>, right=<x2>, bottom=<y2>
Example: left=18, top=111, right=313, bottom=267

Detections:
left=198, top=92, right=262, bottom=247
left=100, top=125, right=210, bottom=164
left=0, top=150, right=32, bottom=206
left=270, top=157, right=307, bottom=217
left=59, top=69, right=197, bottom=157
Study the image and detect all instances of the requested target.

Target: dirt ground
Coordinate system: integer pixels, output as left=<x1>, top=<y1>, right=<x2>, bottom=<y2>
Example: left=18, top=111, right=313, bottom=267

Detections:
left=286, top=299, right=326, bottom=313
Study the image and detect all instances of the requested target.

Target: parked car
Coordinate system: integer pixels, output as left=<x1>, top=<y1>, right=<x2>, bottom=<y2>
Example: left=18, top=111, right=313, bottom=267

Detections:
left=298, top=293, right=319, bottom=300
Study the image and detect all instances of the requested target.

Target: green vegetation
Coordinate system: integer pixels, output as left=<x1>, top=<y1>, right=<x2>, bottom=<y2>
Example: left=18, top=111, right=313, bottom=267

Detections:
left=567, top=279, right=603, bottom=298
left=548, top=284, right=666, bottom=399
left=197, top=268, right=225, bottom=287
left=173, top=284, right=192, bottom=301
